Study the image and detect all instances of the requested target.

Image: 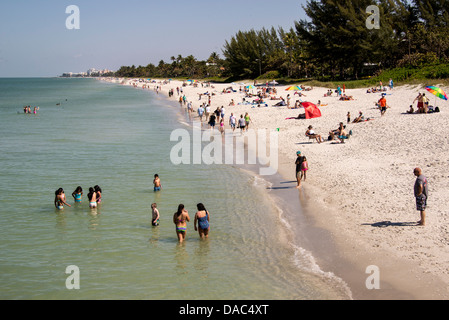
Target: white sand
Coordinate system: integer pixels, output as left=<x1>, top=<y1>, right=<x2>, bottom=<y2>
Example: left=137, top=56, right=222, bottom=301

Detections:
left=106, top=77, right=449, bottom=299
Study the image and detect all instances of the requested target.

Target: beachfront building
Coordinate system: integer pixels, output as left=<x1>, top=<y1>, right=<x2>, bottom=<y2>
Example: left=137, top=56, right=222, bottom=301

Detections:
left=61, top=68, right=114, bottom=78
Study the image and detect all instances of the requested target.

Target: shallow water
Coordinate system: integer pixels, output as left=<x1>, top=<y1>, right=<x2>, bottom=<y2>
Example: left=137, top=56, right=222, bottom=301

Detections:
left=0, top=78, right=350, bottom=299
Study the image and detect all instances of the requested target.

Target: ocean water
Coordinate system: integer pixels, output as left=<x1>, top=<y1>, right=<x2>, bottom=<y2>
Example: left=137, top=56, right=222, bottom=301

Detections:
left=0, top=78, right=350, bottom=300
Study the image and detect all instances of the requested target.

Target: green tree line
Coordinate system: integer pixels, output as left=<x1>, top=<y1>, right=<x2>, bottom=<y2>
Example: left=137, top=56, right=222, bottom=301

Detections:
left=115, top=0, right=449, bottom=81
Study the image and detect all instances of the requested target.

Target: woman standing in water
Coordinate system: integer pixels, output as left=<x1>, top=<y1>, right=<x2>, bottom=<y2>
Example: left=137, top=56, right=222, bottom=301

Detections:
left=173, top=204, right=190, bottom=243
left=72, top=186, right=83, bottom=203
left=94, top=185, right=102, bottom=204
left=194, top=203, right=210, bottom=239
left=88, top=187, right=97, bottom=209
left=54, top=188, right=71, bottom=210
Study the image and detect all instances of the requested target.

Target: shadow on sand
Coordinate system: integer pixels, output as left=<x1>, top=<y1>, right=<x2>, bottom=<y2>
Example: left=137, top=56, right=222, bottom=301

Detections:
left=362, top=221, right=419, bottom=228
left=267, top=180, right=298, bottom=190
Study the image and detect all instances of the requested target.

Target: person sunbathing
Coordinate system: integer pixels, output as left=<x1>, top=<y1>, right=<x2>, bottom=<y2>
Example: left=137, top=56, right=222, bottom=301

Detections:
left=339, top=94, right=354, bottom=101
left=305, top=126, right=324, bottom=143
left=274, top=98, right=286, bottom=106
left=353, top=112, right=364, bottom=123
left=285, top=113, right=306, bottom=120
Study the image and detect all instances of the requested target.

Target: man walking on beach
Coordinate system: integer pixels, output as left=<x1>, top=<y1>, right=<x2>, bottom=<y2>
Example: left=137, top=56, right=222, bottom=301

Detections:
left=295, top=151, right=305, bottom=189
left=198, top=104, right=204, bottom=123
left=414, top=168, right=428, bottom=226
left=379, top=94, right=388, bottom=116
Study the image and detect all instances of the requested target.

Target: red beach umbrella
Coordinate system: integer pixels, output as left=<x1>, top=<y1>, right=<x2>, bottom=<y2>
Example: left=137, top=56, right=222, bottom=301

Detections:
left=302, top=102, right=322, bottom=119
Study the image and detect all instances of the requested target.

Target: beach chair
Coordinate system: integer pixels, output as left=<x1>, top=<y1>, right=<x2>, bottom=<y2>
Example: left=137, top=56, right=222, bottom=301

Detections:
left=306, top=133, right=324, bottom=143
left=307, top=134, right=318, bottom=143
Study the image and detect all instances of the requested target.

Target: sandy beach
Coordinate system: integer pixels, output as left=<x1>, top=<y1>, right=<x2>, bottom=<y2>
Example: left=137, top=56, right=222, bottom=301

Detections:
left=106, top=77, right=449, bottom=299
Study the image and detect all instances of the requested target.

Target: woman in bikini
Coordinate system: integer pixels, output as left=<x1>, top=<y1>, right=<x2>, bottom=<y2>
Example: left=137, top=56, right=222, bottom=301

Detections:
left=194, top=203, right=210, bottom=239
left=173, top=204, right=190, bottom=243
left=54, top=188, right=71, bottom=210
left=88, top=187, right=97, bottom=209
left=72, top=186, right=83, bottom=203
left=94, top=185, right=102, bottom=204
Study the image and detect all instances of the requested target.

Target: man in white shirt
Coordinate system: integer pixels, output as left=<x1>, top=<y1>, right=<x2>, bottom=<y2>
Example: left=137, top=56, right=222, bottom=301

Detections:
left=229, top=113, right=236, bottom=132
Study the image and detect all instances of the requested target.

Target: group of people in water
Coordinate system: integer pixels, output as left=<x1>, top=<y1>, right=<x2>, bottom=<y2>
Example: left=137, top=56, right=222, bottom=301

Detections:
left=23, top=106, right=39, bottom=114
left=54, top=177, right=209, bottom=243
left=152, top=175, right=211, bottom=242
left=171, top=203, right=211, bottom=243
left=54, top=185, right=102, bottom=210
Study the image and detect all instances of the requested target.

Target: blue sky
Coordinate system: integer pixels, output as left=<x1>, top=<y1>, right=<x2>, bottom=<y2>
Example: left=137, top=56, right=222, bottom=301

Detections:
left=0, top=0, right=307, bottom=77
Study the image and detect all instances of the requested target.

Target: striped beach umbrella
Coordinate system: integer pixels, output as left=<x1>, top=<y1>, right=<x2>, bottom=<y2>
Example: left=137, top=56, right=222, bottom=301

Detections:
left=426, top=86, right=448, bottom=101
left=285, top=85, right=302, bottom=91
left=426, top=85, right=448, bottom=108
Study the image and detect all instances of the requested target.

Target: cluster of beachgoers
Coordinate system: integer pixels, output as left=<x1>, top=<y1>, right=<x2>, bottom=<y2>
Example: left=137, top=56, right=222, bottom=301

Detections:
left=101, top=77, right=449, bottom=299
left=54, top=185, right=102, bottom=210
left=22, top=106, right=39, bottom=114
left=150, top=174, right=211, bottom=243
left=54, top=173, right=210, bottom=244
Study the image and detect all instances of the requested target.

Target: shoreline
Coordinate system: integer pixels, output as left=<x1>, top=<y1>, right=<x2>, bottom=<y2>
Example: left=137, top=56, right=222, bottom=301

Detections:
left=102, top=77, right=449, bottom=300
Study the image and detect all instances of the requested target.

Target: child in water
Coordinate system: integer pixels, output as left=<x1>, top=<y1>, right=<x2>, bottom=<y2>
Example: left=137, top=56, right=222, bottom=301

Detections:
left=153, top=174, right=161, bottom=192
left=151, top=203, right=160, bottom=226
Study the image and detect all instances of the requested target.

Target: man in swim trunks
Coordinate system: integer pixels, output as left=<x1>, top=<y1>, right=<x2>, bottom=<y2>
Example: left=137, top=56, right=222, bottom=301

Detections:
left=238, top=115, right=246, bottom=133
left=414, top=168, right=428, bottom=226
left=295, top=151, right=305, bottom=189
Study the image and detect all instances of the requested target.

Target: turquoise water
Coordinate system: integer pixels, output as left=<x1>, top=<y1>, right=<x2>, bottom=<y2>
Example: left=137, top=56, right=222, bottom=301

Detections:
left=0, top=78, right=349, bottom=300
